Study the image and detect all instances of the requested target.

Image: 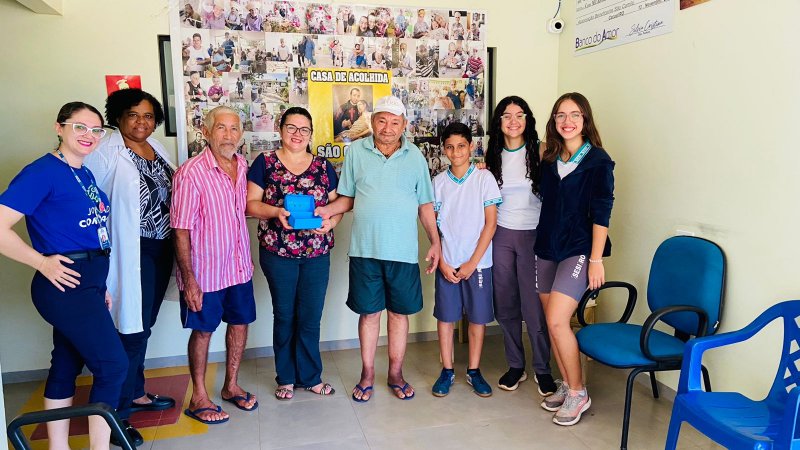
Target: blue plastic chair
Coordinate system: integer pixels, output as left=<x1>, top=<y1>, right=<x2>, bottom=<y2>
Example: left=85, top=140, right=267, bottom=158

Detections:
left=575, top=236, right=726, bottom=450
left=666, top=300, right=800, bottom=450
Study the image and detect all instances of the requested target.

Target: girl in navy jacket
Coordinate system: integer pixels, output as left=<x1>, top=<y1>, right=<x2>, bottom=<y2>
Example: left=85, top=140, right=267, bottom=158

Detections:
left=535, top=92, right=615, bottom=426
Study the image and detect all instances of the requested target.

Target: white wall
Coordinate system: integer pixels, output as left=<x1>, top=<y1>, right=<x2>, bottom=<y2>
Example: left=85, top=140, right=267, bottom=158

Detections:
left=0, top=0, right=560, bottom=374
left=556, top=0, right=800, bottom=394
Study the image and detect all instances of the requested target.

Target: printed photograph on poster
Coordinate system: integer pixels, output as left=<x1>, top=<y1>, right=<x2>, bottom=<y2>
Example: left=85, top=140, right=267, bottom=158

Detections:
left=390, top=38, right=415, bottom=76
left=332, top=85, right=375, bottom=141
left=290, top=68, right=309, bottom=103
left=307, top=68, right=392, bottom=171
left=415, top=38, right=439, bottom=77
left=449, top=11, right=467, bottom=40
left=415, top=136, right=448, bottom=178
left=187, top=128, right=208, bottom=158
left=105, top=75, right=141, bottom=95
left=680, top=0, right=711, bottom=9
left=252, top=102, right=278, bottom=132
left=172, top=2, right=489, bottom=169
left=263, top=2, right=308, bottom=33
left=331, top=85, right=374, bottom=137
left=468, top=12, right=485, bottom=41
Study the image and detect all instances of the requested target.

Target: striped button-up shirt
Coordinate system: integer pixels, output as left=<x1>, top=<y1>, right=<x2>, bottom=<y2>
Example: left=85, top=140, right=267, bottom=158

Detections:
left=171, top=149, right=253, bottom=292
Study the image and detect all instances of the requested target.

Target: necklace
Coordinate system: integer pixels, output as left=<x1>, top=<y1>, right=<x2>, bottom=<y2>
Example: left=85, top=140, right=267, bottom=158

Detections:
left=378, top=142, right=401, bottom=158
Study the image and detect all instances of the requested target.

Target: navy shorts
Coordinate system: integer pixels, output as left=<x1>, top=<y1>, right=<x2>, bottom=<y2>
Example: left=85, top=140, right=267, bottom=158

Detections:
left=346, top=257, right=423, bottom=315
left=434, top=268, right=494, bottom=325
left=536, top=255, right=589, bottom=302
left=180, top=279, right=256, bottom=332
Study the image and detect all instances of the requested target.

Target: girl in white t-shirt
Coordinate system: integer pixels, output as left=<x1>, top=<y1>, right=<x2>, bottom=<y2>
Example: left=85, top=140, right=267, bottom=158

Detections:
left=485, top=96, right=557, bottom=396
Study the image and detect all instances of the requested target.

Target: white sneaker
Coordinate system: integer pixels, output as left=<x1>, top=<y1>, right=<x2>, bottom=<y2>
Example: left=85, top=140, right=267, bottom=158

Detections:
left=553, top=391, right=591, bottom=426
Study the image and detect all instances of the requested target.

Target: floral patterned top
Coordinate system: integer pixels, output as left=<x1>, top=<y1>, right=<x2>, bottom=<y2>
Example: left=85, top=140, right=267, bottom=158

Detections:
left=247, top=151, right=338, bottom=259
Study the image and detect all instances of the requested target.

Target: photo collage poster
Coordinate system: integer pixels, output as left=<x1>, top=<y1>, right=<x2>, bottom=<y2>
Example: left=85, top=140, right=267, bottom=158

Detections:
left=175, top=1, right=488, bottom=177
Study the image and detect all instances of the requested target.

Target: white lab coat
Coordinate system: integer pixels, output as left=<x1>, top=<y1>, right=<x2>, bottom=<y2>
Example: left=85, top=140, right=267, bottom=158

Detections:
left=85, top=131, right=177, bottom=334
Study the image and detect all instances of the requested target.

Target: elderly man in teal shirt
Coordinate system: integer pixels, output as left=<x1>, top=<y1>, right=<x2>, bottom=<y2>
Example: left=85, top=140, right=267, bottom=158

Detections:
left=316, top=95, right=441, bottom=402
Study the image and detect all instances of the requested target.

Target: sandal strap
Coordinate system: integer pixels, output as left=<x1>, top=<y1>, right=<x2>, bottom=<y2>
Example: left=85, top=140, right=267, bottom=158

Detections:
left=306, top=383, right=335, bottom=395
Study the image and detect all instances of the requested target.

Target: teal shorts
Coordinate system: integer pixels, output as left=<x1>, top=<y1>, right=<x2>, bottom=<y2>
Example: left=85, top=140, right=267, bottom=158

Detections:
left=346, top=257, right=423, bottom=315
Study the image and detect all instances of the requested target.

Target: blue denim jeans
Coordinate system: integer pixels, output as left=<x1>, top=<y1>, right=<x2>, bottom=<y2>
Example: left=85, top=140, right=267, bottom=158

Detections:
left=259, top=248, right=330, bottom=387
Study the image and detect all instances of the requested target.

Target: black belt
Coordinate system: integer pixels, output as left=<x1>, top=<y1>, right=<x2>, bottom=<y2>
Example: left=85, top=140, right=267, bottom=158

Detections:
left=61, top=249, right=111, bottom=260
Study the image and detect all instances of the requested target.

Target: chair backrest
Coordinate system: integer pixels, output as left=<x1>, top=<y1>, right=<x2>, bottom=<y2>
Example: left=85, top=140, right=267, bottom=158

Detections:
left=766, top=300, right=800, bottom=404
left=647, top=236, right=726, bottom=337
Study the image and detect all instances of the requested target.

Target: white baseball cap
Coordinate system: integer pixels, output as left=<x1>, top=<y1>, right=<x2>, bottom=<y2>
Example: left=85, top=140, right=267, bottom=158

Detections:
left=373, top=95, right=407, bottom=118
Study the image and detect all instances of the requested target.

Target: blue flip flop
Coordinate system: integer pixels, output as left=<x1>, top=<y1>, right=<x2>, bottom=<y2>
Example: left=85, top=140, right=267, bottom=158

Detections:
left=184, top=405, right=229, bottom=424
left=388, top=382, right=415, bottom=400
left=352, top=384, right=374, bottom=403
left=221, top=391, right=259, bottom=411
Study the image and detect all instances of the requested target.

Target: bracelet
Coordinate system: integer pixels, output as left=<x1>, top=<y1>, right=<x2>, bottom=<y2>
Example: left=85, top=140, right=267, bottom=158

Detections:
left=36, top=255, right=46, bottom=271
left=588, top=258, right=603, bottom=264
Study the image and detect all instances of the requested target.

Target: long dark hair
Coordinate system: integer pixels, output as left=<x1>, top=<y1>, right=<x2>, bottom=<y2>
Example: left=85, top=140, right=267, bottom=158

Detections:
left=279, top=106, right=314, bottom=153
left=544, top=92, right=603, bottom=163
left=486, top=96, right=539, bottom=194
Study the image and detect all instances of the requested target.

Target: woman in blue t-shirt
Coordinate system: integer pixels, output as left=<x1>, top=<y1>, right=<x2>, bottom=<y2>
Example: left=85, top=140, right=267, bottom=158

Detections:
left=0, top=102, right=128, bottom=449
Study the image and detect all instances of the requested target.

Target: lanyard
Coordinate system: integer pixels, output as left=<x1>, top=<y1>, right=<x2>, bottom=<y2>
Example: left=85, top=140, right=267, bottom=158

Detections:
left=566, top=141, right=592, bottom=164
left=55, top=149, right=108, bottom=219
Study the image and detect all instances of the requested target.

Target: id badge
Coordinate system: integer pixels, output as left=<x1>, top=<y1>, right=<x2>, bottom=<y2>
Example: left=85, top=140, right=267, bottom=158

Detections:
left=98, top=226, right=111, bottom=250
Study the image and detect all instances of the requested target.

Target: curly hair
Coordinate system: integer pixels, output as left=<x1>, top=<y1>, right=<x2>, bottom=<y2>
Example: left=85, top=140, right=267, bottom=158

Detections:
left=485, top=96, right=540, bottom=194
left=104, top=88, right=165, bottom=129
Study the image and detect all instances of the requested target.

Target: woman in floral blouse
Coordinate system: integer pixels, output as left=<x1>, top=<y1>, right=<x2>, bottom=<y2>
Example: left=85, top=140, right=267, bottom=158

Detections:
left=246, top=106, right=342, bottom=400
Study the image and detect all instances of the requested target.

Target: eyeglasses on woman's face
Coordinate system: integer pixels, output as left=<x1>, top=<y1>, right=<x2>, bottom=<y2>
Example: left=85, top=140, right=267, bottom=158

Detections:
left=554, top=112, right=583, bottom=123
left=500, top=113, right=526, bottom=122
left=61, top=122, right=107, bottom=139
left=283, top=124, right=312, bottom=136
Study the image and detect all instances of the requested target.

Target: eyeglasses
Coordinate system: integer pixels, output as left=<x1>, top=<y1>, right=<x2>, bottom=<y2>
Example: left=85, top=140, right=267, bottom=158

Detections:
left=554, top=112, right=584, bottom=123
left=283, top=124, right=312, bottom=136
left=60, top=122, right=107, bottom=139
left=500, top=113, right=526, bottom=122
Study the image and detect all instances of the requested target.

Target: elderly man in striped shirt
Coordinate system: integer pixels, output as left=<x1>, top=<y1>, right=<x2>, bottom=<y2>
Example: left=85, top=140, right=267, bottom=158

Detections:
left=171, top=106, right=258, bottom=425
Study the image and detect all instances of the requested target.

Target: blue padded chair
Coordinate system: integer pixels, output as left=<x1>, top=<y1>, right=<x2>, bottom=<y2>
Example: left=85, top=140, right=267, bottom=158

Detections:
left=575, top=236, right=726, bottom=450
left=666, top=300, right=800, bottom=450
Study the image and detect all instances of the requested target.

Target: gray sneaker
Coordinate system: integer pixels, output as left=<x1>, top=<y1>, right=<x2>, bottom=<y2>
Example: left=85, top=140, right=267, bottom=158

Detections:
left=553, top=391, right=591, bottom=426
left=540, top=380, right=568, bottom=411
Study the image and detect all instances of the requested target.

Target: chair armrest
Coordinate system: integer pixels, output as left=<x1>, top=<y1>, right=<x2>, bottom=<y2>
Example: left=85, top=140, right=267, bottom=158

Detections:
left=576, top=281, right=638, bottom=327
left=677, top=309, right=781, bottom=393
left=640, top=305, right=709, bottom=363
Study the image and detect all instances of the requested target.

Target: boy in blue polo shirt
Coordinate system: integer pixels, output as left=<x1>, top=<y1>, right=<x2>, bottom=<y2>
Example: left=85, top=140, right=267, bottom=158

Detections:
left=432, top=123, right=502, bottom=397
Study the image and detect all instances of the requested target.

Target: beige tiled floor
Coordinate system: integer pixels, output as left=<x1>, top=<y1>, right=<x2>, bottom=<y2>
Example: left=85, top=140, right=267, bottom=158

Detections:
left=4, top=335, right=723, bottom=449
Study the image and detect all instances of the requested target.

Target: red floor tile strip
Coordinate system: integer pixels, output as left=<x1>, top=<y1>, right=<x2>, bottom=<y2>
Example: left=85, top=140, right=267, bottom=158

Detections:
left=30, top=373, right=190, bottom=440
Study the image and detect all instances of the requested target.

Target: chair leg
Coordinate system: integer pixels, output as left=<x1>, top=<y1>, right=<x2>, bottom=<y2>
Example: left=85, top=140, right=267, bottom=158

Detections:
left=649, top=371, right=660, bottom=399
left=621, top=368, right=644, bottom=450
left=665, top=411, right=682, bottom=450
left=701, top=364, right=712, bottom=392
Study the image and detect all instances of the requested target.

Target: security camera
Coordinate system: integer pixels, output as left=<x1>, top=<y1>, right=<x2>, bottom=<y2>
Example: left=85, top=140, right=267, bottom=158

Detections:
left=548, top=18, right=565, bottom=34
